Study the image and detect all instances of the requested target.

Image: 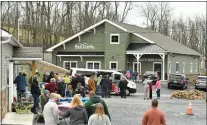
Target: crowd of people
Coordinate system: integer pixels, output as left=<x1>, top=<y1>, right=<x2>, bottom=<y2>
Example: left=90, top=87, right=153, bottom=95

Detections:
left=13, top=70, right=166, bottom=125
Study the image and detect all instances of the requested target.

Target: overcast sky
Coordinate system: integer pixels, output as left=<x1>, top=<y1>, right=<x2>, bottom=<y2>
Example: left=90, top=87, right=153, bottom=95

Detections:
left=122, top=2, right=206, bottom=27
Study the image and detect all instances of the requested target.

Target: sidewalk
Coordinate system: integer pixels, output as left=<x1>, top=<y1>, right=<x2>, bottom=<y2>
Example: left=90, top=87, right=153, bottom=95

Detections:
left=133, top=92, right=171, bottom=98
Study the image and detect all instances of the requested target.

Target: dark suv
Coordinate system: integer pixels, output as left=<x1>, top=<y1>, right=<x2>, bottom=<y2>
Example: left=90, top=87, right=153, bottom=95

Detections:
left=168, top=74, right=189, bottom=90
left=142, top=71, right=158, bottom=85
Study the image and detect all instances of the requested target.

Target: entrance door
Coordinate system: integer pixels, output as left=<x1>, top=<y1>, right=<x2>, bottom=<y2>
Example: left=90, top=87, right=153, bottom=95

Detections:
left=133, top=62, right=141, bottom=73
left=153, top=62, right=161, bottom=79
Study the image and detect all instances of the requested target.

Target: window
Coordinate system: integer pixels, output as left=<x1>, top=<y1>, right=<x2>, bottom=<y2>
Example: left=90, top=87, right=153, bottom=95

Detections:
left=86, top=61, right=101, bottom=69
left=168, top=62, right=171, bottom=73
left=176, top=62, right=179, bottom=73
left=110, top=34, right=120, bottom=44
left=63, top=61, right=77, bottom=70
left=114, top=74, right=121, bottom=80
left=183, top=62, right=185, bottom=73
left=109, top=61, right=118, bottom=70
left=195, top=63, right=198, bottom=72
left=190, top=63, right=193, bottom=73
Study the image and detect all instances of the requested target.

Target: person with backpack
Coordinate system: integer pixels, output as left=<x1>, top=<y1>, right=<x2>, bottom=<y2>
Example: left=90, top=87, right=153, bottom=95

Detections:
left=84, top=91, right=111, bottom=120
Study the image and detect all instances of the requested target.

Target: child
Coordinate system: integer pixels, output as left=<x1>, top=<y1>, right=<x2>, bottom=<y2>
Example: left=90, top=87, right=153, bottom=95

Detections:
left=114, top=86, right=120, bottom=97
left=66, top=85, right=72, bottom=97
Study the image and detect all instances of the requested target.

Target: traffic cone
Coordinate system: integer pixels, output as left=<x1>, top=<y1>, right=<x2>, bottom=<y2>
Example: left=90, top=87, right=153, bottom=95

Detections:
left=187, top=102, right=193, bottom=115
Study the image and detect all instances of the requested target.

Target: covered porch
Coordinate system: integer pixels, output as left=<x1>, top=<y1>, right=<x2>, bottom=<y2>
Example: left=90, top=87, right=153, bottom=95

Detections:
left=126, top=43, right=169, bottom=81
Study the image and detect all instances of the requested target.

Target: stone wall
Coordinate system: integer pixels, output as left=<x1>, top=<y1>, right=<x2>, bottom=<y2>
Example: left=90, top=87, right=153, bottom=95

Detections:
left=0, top=88, right=8, bottom=120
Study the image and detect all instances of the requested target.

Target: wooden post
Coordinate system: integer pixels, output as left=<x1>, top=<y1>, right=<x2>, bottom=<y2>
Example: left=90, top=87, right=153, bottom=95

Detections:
left=32, top=61, right=36, bottom=77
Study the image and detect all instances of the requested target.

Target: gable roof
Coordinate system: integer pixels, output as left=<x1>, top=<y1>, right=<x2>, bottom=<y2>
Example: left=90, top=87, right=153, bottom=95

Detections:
left=1, top=29, right=23, bottom=47
left=111, top=21, right=201, bottom=56
left=46, top=19, right=201, bottom=56
left=127, top=43, right=166, bottom=53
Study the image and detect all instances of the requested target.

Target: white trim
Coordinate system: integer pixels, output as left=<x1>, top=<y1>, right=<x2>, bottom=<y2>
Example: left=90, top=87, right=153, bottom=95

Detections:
left=86, top=61, right=101, bottom=69
left=63, top=44, right=65, bottom=50
left=57, top=55, right=104, bottom=57
left=133, top=62, right=141, bottom=74
left=63, top=61, right=78, bottom=69
left=46, top=19, right=155, bottom=52
left=109, top=61, right=118, bottom=70
left=183, top=62, right=185, bottom=73
left=110, top=34, right=120, bottom=44
left=78, top=36, right=81, bottom=42
left=168, top=62, right=171, bottom=73
left=176, top=62, right=179, bottom=73
left=133, top=33, right=154, bottom=43
left=190, top=62, right=193, bottom=73
left=126, top=51, right=168, bottom=54
left=9, top=62, right=14, bottom=111
left=93, top=28, right=96, bottom=34
left=10, top=58, right=42, bottom=61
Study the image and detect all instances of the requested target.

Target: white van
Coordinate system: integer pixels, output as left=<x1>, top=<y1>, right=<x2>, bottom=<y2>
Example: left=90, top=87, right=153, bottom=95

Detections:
left=70, top=68, right=137, bottom=95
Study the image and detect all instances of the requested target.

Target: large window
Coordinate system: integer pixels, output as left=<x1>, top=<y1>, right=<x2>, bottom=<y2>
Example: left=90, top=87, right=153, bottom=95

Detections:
left=110, top=34, right=120, bottom=44
left=183, top=62, right=185, bottom=73
left=190, top=63, right=193, bottom=73
left=168, top=62, right=171, bottom=73
left=109, top=61, right=118, bottom=70
left=176, top=62, right=179, bottom=73
left=86, top=61, right=101, bottom=69
left=63, top=61, right=77, bottom=70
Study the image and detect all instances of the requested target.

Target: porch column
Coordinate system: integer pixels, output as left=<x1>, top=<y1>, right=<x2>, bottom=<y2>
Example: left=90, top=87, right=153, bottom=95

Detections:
left=133, top=53, right=142, bottom=81
left=31, top=61, right=36, bottom=77
left=9, top=61, right=14, bottom=111
left=159, top=53, right=165, bottom=81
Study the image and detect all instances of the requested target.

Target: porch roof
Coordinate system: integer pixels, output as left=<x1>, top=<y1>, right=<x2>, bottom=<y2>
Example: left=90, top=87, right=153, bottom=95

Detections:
left=126, top=43, right=168, bottom=53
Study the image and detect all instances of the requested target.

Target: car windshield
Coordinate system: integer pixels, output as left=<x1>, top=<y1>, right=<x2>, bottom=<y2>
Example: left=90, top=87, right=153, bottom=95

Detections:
left=145, top=71, right=155, bottom=75
left=198, top=77, right=207, bottom=81
left=170, top=74, right=183, bottom=79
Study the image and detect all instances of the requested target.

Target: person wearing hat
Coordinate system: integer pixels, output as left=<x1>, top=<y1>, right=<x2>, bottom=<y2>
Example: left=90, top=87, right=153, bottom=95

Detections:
left=45, top=78, right=58, bottom=93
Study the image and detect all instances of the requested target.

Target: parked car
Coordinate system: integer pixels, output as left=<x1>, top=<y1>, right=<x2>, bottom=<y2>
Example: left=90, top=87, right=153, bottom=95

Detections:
left=195, top=76, right=207, bottom=90
left=142, top=71, right=158, bottom=85
left=168, top=74, right=189, bottom=90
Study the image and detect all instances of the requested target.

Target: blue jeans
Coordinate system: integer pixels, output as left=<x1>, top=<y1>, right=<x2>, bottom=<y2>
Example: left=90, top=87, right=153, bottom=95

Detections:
left=156, top=89, right=160, bottom=99
left=32, top=94, right=40, bottom=112
left=133, top=76, right=137, bottom=82
left=97, top=85, right=102, bottom=96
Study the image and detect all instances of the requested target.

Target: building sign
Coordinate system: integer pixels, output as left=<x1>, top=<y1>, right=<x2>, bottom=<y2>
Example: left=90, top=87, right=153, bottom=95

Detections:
left=75, top=43, right=95, bottom=50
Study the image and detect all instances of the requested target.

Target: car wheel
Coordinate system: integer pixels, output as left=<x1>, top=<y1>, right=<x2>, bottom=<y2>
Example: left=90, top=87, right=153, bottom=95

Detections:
left=181, top=85, right=185, bottom=90
left=125, top=89, right=130, bottom=96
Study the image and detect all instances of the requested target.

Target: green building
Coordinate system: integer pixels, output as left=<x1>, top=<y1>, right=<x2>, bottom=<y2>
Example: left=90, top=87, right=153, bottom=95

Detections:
left=46, top=19, right=202, bottom=80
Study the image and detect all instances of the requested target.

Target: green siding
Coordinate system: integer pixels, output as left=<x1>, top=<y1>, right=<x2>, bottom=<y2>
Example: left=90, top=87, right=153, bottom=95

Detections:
left=57, top=57, right=104, bottom=69
left=104, top=22, right=128, bottom=70
left=168, top=54, right=200, bottom=74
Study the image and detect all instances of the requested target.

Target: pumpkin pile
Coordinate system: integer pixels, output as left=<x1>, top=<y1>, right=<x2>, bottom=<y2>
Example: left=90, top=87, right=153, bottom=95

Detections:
left=171, top=90, right=205, bottom=100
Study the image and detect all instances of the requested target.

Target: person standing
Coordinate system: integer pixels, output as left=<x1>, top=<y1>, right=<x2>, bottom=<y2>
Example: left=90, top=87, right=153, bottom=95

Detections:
left=155, top=78, right=161, bottom=99
left=96, top=75, right=102, bottom=96
left=132, top=70, right=138, bottom=82
left=107, top=77, right=113, bottom=98
left=46, top=71, right=55, bottom=83
left=31, top=78, right=41, bottom=114
left=142, top=99, right=166, bottom=125
left=126, top=71, right=131, bottom=80
left=43, top=93, right=62, bottom=125
left=148, top=81, right=153, bottom=100
left=143, top=78, right=149, bottom=100
left=76, top=74, right=86, bottom=97
left=45, top=78, right=58, bottom=93
left=71, top=75, right=78, bottom=96
left=88, top=75, right=96, bottom=93
left=118, top=78, right=128, bottom=98
left=100, top=76, right=110, bottom=98
left=85, top=91, right=111, bottom=120
left=14, top=72, right=27, bottom=102
left=60, top=95, right=88, bottom=125
left=88, top=103, right=111, bottom=125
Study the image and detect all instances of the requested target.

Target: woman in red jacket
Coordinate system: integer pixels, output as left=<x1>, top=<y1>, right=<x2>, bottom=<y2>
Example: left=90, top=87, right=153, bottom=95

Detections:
left=45, top=78, right=58, bottom=93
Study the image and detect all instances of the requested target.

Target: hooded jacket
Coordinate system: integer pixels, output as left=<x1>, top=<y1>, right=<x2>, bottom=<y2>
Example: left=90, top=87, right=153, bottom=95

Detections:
left=14, top=75, right=26, bottom=91
left=84, top=96, right=111, bottom=121
left=61, top=105, right=88, bottom=125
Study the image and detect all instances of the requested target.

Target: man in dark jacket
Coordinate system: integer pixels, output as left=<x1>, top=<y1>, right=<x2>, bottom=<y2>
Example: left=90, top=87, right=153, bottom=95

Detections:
left=84, top=91, right=111, bottom=120
left=75, top=74, right=86, bottom=97
left=46, top=71, right=55, bottom=83
left=31, top=78, right=41, bottom=114
left=119, top=78, right=128, bottom=98
left=100, top=76, right=110, bottom=98
left=71, top=76, right=78, bottom=96
left=14, top=72, right=26, bottom=94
